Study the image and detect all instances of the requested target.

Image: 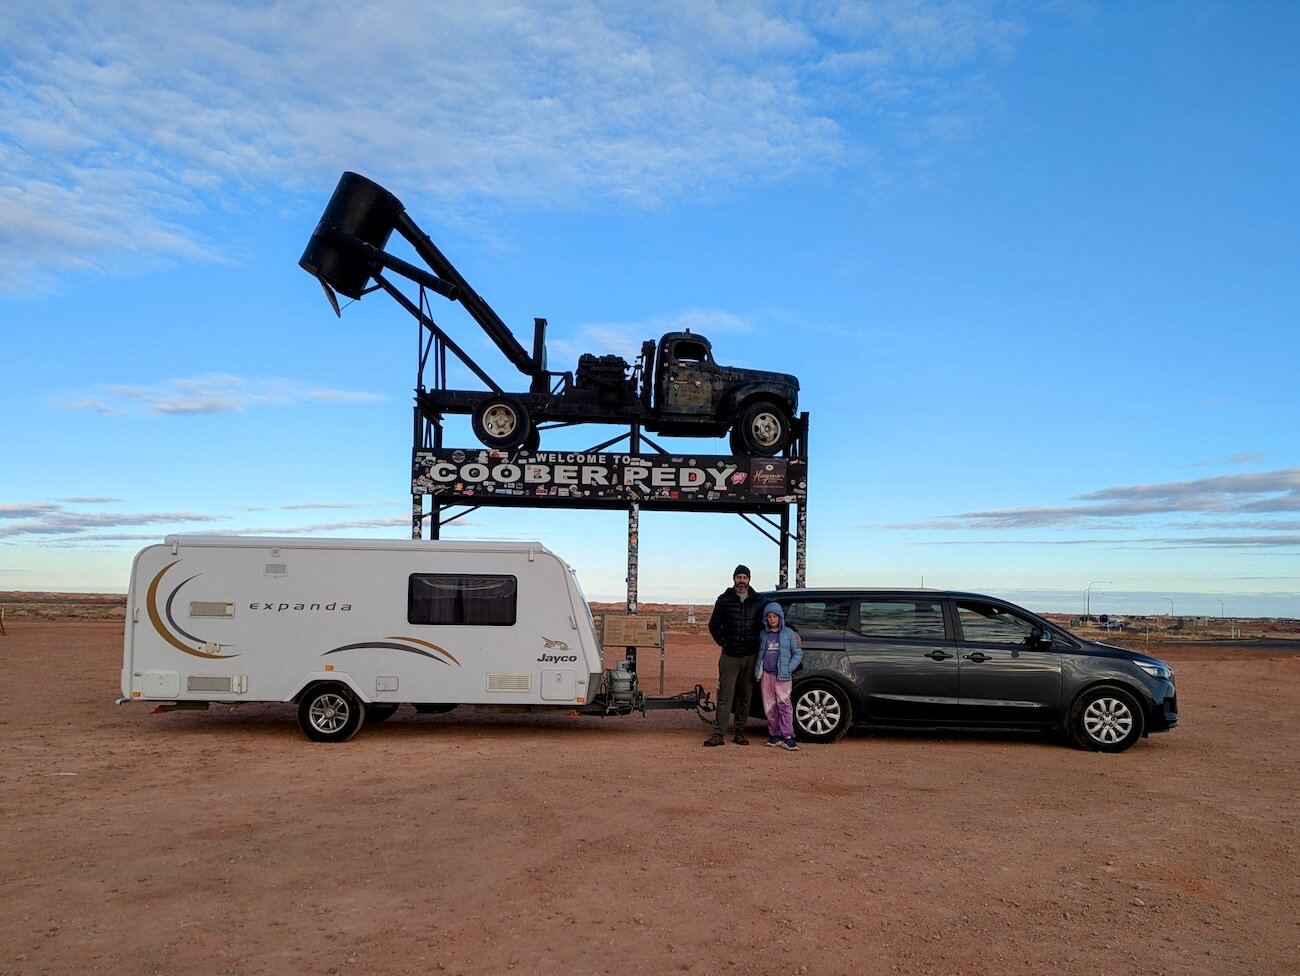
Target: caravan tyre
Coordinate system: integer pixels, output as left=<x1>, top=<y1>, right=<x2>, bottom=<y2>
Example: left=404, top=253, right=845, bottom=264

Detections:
left=298, top=684, right=365, bottom=743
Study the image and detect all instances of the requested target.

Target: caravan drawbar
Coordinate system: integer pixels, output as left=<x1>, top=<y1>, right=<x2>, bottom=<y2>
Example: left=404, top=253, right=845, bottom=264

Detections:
left=120, top=536, right=707, bottom=741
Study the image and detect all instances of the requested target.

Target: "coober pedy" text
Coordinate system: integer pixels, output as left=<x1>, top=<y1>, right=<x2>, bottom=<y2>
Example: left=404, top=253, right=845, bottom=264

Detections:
left=421, top=459, right=738, bottom=489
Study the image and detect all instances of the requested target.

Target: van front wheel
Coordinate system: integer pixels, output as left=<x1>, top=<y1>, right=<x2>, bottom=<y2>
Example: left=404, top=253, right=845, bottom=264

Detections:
left=1069, top=685, right=1144, bottom=752
left=298, top=684, right=365, bottom=743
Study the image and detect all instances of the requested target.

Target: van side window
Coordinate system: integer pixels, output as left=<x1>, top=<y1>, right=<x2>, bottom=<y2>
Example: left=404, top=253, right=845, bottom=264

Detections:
left=780, top=599, right=850, bottom=632
left=955, top=601, right=1035, bottom=645
left=855, top=600, right=946, bottom=640
left=408, top=574, right=517, bottom=626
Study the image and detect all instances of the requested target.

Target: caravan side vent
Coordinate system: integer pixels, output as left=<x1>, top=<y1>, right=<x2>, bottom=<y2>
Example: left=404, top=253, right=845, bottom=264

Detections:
left=486, top=673, right=531, bottom=693
left=190, top=601, right=235, bottom=618
left=187, top=675, right=246, bottom=693
left=264, top=563, right=288, bottom=577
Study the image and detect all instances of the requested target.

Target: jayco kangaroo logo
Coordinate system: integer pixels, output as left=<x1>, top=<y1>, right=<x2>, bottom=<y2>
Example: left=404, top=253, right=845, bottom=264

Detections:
left=538, top=636, right=576, bottom=663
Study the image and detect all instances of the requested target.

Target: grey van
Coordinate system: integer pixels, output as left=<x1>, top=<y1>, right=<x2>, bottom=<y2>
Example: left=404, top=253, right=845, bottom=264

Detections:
left=758, top=588, right=1177, bottom=752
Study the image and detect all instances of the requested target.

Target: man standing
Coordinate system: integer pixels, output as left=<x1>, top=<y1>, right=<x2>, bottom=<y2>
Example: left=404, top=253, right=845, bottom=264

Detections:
left=704, top=564, right=766, bottom=746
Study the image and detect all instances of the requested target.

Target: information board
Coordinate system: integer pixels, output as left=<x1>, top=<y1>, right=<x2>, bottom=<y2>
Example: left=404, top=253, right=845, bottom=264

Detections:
left=600, top=614, right=665, bottom=648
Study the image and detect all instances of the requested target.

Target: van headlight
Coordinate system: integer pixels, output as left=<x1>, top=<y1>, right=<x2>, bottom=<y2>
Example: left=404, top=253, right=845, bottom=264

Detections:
left=1135, top=661, right=1174, bottom=680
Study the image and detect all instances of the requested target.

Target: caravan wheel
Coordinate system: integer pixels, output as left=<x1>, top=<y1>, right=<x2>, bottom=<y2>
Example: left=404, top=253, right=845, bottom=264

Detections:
left=298, top=684, right=365, bottom=743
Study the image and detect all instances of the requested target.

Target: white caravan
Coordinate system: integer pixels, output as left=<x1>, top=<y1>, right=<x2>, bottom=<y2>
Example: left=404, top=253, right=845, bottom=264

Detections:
left=120, top=536, right=657, bottom=741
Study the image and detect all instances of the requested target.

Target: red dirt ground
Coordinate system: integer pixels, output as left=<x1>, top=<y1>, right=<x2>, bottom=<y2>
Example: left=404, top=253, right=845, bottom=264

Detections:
left=2, top=620, right=1297, bottom=976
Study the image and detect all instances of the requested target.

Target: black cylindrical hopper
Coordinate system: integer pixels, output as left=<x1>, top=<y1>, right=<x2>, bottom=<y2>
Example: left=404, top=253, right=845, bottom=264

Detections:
left=299, top=172, right=403, bottom=300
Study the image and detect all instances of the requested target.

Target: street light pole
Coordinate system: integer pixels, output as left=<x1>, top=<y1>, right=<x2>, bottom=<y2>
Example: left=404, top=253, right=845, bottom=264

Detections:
left=1218, top=599, right=1225, bottom=618
left=1164, top=597, right=1174, bottom=617
left=1085, top=580, right=1112, bottom=623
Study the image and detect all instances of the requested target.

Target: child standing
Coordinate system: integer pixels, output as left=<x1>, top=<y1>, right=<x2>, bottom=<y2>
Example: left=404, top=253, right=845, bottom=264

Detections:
left=755, top=602, right=803, bottom=750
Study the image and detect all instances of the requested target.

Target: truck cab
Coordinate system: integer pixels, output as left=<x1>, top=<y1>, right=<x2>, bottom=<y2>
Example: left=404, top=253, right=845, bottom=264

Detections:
left=650, top=331, right=800, bottom=455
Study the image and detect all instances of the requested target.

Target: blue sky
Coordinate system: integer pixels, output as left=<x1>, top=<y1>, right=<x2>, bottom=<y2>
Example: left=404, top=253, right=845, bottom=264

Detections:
left=2, top=1, right=1297, bottom=617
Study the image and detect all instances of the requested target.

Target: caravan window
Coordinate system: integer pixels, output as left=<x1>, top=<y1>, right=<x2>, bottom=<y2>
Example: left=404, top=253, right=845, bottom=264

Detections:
left=408, top=574, right=517, bottom=626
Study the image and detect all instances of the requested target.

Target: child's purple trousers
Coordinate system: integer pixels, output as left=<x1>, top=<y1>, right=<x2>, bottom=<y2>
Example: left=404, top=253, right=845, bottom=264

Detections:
left=760, top=671, right=794, bottom=738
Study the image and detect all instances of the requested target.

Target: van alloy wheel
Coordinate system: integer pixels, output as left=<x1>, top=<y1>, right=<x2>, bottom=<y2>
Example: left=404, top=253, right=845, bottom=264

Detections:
left=792, top=682, right=851, bottom=744
left=1069, top=685, right=1144, bottom=753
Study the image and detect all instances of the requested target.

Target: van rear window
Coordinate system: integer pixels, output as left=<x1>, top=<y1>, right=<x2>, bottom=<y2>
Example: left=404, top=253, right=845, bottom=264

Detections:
left=856, top=601, right=946, bottom=640
left=408, top=574, right=517, bottom=626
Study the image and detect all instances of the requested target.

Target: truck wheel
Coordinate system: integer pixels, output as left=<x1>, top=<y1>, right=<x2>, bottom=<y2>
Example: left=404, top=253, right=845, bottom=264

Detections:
left=471, top=396, right=532, bottom=450
left=736, top=401, right=791, bottom=457
left=298, top=684, right=365, bottom=743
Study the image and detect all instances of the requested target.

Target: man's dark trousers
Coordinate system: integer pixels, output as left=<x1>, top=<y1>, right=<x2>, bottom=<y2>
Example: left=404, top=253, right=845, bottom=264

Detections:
left=712, top=652, right=756, bottom=737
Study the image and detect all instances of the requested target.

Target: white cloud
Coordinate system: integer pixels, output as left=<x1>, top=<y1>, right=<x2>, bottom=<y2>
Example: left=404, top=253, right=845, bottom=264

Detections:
left=0, top=0, right=1020, bottom=291
left=60, top=373, right=386, bottom=415
left=0, top=503, right=61, bottom=521
left=888, top=469, right=1300, bottom=537
left=0, top=506, right=227, bottom=539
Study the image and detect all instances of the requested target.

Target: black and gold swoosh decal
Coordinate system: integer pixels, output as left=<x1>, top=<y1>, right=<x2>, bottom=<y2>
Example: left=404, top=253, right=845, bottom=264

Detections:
left=321, top=637, right=461, bottom=667
left=146, top=560, right=239, bottom=659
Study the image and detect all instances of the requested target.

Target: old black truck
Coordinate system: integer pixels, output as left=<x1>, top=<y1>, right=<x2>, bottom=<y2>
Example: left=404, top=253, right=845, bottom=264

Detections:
left=299, top=172, right=799, bottom=456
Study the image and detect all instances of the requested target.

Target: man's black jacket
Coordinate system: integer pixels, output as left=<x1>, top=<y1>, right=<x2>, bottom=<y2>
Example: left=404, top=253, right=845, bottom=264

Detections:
left=708, top=587, right=768, bottom=658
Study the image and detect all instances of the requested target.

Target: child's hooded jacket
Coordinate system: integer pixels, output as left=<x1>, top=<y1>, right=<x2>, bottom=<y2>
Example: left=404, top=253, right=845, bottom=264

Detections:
left=754, top=601, right=803, bottom=681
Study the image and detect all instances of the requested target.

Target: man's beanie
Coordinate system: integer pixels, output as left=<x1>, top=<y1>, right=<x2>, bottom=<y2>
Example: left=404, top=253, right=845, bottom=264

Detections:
left=733, top=564, right=752, bottom=578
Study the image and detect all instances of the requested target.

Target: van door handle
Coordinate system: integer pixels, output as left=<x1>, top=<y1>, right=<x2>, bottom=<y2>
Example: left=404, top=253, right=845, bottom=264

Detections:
left=963, top=652, right=990, bottom=663
left=925, top=650, right=953, bottom=661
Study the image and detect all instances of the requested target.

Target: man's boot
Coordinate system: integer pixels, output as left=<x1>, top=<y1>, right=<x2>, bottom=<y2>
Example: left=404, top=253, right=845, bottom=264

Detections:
left=703, top=733, right=725, bottom=747
left=733, top=729, right=749, bottom=745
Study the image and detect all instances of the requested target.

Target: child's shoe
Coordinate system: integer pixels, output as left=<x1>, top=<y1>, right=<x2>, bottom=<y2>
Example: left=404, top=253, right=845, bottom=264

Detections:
left=782, top=737, right=799, bottom=751
left=765, top=735, right=782, bottom=747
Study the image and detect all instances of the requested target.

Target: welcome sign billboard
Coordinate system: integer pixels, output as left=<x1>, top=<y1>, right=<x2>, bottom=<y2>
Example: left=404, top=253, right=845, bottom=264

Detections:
left=412, top=449, right=806, bottom=511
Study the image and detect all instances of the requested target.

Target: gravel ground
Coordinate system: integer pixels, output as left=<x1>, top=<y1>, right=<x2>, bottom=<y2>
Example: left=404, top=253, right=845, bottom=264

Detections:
left=2, top=621, right=1297, bottom=976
